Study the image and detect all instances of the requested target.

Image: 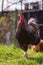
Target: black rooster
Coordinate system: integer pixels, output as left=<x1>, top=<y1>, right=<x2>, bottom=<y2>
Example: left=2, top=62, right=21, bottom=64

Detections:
left=16, top=12, right=40, bottom=57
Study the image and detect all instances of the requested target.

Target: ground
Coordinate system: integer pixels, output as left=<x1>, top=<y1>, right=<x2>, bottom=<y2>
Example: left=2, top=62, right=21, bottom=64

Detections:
left=0, top=43, right=43, bottom=65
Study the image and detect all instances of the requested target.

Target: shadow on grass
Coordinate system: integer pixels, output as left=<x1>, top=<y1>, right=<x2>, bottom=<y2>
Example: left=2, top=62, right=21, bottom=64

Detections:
left=27, top=57, right=43, bottom=64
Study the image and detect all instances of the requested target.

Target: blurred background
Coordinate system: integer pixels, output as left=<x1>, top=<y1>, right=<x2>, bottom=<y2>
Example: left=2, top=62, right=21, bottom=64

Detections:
left=0, top=0, right=43, bottom=44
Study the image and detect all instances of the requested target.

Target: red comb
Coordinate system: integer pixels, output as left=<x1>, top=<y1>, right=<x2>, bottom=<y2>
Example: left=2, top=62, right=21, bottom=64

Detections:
left=19, top=14, right=25, bottom=26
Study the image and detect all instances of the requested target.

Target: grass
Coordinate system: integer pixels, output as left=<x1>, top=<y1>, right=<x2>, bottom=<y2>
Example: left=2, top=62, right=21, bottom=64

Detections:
left=0, top=44, right=43, bottom=65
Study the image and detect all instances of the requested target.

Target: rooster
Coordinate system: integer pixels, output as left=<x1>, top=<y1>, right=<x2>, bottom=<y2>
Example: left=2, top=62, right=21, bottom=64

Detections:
left=16, top=11, right=40, bottom=57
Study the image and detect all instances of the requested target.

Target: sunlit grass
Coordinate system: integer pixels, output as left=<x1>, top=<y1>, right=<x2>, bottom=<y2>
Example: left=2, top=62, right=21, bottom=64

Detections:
left=0, top=43, right=43, bottom=65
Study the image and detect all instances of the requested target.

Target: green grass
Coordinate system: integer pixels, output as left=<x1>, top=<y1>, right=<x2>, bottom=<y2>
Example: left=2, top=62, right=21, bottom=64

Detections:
left=0, top=44, right=43, bottom=65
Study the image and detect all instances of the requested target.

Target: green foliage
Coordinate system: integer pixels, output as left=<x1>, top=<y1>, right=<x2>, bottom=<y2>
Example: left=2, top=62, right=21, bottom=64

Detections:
left=0, top=15, right=14, bottom=43
left=0, top=17, right=6, bottom=22
left=0, top=44, right=43, bottom=65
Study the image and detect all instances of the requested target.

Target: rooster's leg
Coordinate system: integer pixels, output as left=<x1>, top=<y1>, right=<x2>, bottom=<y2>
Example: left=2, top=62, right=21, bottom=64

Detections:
left=24, top=51, right=28, bottom=58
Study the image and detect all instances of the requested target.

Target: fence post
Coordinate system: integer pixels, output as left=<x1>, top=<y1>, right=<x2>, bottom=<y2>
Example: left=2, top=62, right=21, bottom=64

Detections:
left=14, top=10, right=18, bottom=46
